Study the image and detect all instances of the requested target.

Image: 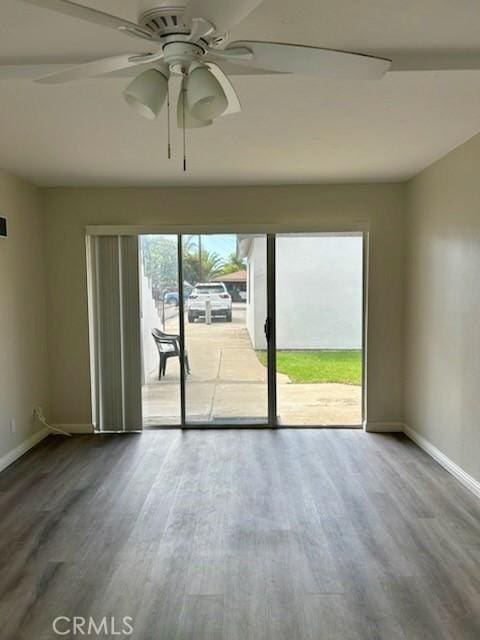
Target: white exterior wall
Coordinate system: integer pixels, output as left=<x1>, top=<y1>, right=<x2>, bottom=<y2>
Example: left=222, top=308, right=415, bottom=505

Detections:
left=248, top=235, right=363, bottom=350
left=140, top=262, right=162, bottom=383
left=246, top=237, right=268, bottom=349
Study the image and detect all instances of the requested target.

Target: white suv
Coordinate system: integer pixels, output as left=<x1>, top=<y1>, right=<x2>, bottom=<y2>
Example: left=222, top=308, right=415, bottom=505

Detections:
left=187, top=283, right=232, bottom=323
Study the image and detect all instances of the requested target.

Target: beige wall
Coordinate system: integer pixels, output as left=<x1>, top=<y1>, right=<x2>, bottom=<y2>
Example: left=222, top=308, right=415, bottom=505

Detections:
left=3, top=135, right=479, bottom=480
left=405, top=133, right=480, bottom=483
left=43, top=184, right=406, bottom=426
left=0, top=171, right=49, bottom=461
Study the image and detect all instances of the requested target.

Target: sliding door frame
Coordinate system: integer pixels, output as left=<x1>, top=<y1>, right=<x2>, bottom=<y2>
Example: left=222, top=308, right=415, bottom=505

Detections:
left=87, top=225, right=368, bottom=430
left=361, top=231, right=369, bottom=430
left=266, top=235, right=277, bottom=428
left=272, top=232, right=367, bottom=429
left=177, top=233, right=273, bottom=429
left=177, top=235, right=187, bottom=427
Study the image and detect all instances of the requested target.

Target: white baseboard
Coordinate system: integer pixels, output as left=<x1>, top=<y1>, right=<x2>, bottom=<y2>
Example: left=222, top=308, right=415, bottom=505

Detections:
left=365, top=422, right=404, bottom=433
left=55, top=424, right=94, bottom=434
left=404, top=424, right=480, bottom=500
left=0, top=427, right=50, bottom=473
left=0, top=424, right=94, bottom=474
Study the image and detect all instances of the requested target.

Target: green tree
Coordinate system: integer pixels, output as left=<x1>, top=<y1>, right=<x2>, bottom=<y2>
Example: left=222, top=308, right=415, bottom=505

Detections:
left=183, top=248, right=225, bottom=284
left=141, top=236, right=178, bottom=289
left=219, top=252, right=246, bottom=275
left=141, top=235, right=232, bottom=290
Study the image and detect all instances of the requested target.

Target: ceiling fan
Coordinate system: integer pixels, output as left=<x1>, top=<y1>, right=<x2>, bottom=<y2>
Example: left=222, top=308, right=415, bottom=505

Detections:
left=18, top=0, right=392, bottom=166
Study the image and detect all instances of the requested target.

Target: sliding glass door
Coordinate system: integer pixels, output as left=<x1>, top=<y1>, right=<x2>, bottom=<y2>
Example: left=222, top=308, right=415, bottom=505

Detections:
left=89, top=230, right=365, bottom=430
left=139, top=234, right=181, bottom=427
left=274, top=233, right=364, bottom=426
left=181, top=234, right=269, bottom=426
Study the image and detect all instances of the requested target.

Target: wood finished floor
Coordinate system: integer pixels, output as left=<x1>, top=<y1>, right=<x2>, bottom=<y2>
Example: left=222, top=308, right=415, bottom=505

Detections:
left=1, top=430, right=479, bottom=640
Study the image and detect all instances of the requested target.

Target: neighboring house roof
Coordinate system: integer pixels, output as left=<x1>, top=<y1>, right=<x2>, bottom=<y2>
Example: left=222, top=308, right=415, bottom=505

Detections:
left=212, top=270, right=247, bottom=283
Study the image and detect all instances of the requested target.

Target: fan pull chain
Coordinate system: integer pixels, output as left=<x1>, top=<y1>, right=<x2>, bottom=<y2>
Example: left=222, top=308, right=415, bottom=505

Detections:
left=182, top=76, right=187, bottom=172
left=167, top=80, right=171, bottom=160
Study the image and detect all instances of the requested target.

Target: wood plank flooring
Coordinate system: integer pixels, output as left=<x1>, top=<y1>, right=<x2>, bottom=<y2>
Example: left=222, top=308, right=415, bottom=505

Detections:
left=0, top=430, right=479, bottom=640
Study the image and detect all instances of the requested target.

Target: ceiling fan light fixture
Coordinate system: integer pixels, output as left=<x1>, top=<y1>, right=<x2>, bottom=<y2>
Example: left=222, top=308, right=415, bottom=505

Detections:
left=186, top=64, right=228, bottom=121
left=123, top=68, right=168, bottom=120
left=177, top=89, right=213, bottom=129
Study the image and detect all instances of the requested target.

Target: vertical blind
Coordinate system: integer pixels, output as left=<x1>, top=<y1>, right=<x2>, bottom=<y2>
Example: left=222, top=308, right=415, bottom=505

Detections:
left=87, top=236, right=142, bottom=432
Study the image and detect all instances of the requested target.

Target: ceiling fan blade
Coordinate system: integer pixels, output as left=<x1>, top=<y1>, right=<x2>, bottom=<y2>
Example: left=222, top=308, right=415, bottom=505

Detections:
left=0, top=64, right=78, bottom=79
left=35, top=53, right=163, bottom=85
left=0, top=61, right=280, bottom=81
left=205, top=63, right=241, bottom=116
left=216, top=41, right=391, bottom=80
left=183, top=0, right=263, bottom=34
left=19, top=0, right=153, bottom=40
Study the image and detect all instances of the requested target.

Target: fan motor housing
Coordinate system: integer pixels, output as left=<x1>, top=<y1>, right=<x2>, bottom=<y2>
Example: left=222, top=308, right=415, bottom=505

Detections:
left=138, top=1, right=189, bottom=34
left=163, top=41, right=204, bottom=74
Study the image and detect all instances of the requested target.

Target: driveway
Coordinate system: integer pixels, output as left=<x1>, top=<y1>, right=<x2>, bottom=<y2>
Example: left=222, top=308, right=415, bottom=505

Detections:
left=143, top=304, right=362, bottom=426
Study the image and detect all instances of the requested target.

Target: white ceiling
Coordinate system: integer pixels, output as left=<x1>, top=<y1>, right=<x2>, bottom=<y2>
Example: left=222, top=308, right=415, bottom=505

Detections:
left=2, top=0, right=480, bottom=186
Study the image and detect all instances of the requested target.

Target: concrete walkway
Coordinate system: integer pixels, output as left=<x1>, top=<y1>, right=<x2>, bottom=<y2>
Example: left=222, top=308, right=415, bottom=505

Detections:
left=142, top=304, right=362, bottom=426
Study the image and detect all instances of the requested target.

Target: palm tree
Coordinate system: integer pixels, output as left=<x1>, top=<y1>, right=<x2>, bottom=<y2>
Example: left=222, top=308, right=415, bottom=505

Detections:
left=219, top=252, right=246, bottom=275
left=183, top=247, right=225, bottom=284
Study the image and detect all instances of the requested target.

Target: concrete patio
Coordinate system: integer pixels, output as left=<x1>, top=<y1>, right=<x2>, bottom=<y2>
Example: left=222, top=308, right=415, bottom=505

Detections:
left=142, top=304, right=362, bottom=426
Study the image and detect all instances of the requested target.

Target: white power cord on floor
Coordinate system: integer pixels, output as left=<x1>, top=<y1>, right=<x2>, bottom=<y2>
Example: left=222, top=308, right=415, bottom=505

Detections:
left=33, top=407, right=72, bottom=437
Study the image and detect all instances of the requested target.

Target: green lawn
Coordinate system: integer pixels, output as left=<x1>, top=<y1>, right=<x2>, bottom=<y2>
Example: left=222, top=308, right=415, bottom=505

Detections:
left=257, top=350, right=362, bottom=385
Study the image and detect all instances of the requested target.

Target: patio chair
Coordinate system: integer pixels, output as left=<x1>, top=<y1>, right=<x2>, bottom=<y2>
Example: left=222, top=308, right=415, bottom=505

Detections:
left=152, top=329, right=191, bottom=380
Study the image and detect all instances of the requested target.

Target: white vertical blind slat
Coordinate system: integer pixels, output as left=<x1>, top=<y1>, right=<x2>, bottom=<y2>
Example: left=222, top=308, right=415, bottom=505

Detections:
left=87, top=236, right=142, bottom=432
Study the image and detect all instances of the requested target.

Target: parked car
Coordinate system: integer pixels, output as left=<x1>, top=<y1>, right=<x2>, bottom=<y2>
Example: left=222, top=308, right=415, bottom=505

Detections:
left=163, top=285, right=193, bottom=306
left=187, top=283, right=232, bottom=322
left=164, top=291, right=179, bottom=306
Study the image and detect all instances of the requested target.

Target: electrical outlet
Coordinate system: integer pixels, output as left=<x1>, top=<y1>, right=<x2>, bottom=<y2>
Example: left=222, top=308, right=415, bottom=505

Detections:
left=9, top=418, right=16, bottom=434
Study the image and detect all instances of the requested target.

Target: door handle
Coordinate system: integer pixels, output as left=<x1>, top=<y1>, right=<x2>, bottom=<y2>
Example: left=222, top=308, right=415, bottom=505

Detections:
left=264, top=317, right=271, bottom=342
